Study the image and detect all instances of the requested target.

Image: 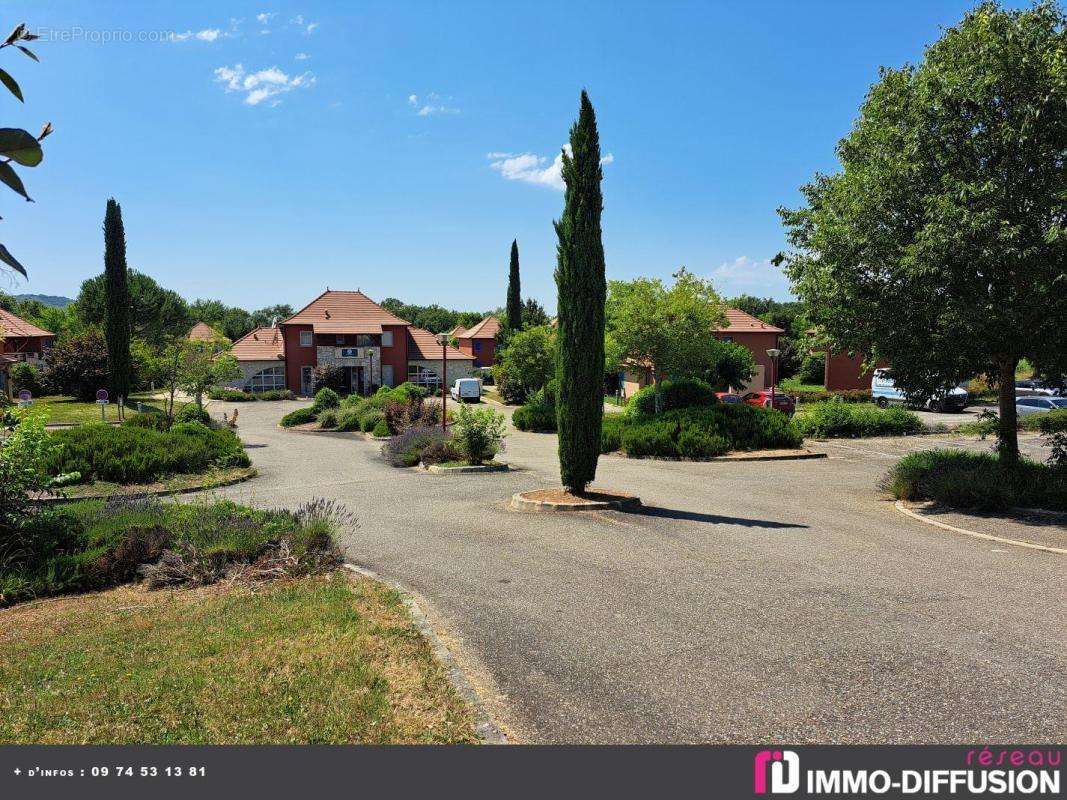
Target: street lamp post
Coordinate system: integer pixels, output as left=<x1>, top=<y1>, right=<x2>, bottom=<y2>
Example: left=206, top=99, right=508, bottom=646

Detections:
left=437, top=333, right=448, bottom=431
left=766, top=347, right=781, bottom=411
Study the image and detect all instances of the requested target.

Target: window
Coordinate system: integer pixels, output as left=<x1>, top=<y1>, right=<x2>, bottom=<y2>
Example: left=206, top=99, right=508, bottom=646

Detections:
left=355, top=334, right=375, bottom=347
left=407, top=364, right=441, bottom=388
left=381, top=331, right=393, bottom=347
left=382, top=365, right=394, bottom=386
left=245, top=365, right=286, bottom=393
left=299, top=331, right=313, bottom=347
left=336, top=335, right=345, bottom=345
left=473, top=340, right=482, bottom=352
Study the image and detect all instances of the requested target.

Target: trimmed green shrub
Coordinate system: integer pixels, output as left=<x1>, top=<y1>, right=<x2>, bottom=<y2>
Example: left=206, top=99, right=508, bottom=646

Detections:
left=44, top=424, right=249, bottom=485
left=359, top=409, right=385, bottom=433
left=207, top=388, right=295, bottom=402
left=601, top=403, right=803, bottom=458
left=372, top=420, right=391, bottom=437
left=791, top=388, right=872, bottom=404
left=677, top=427, right=729, bottom=459
left=174, top=404, right=212, bottom=427
left=331, top=407, right=361, bottom=432
left=795, top=399, right=923, bottom=438
left=9, top=362, right=44, bottom=396
left=313, top=387, right=340, bottom=410
left=797, top=353, right=825, bottom=385
left=280, top=407, right=317, bottom=427
left=453, top=405, right=506, bottom=465
left=317, top=408, right=339, bottom=429
left=513, top=384, right=558, bottom=432
left=882, top=449, right=1066, bottom=512
left=629, top=378, right=718, bottom=418
left=123, top=412, right=171, bottom=431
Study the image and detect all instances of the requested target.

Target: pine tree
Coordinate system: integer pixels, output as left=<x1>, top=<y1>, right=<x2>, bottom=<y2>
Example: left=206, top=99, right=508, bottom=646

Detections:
left=103, top=198, right=132, bottom=398
left=554, top=91, right=606, bottom=493
left=506, top=239, right=522, bottom=330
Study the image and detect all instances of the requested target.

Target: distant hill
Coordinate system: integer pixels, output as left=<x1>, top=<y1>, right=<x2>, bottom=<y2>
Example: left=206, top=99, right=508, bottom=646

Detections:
left=15, top=293, right=73, bottom=307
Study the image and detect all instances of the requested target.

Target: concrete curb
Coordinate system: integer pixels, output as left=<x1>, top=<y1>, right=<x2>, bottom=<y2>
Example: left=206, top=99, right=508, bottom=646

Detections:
left=511, top=491, right=642, bottom=512
left=341, top=563, right=508, bottom=744
left=35, top=467, right=259, bottom=504
left=894, top=501, right=1066, bottom=555
left=424, top=462, right=509, bottom=474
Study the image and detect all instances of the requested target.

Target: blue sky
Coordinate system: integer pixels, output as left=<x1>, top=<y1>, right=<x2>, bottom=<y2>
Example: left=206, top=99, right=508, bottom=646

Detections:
left=2, top=0, right=1012, bottom=312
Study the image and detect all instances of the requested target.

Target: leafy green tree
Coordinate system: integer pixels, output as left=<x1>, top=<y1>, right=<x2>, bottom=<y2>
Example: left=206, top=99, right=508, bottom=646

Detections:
left=43, top=331, right=109, bottom=400
left=554, top=91, right=606, bottom=493
left=606, top=269, right=733, bottom=408
left=251, top=304, right=294, bottom=328
left=0, top=23, right=52, bottom=278
left=506, top=239, right=522, bottom=330
left=777, top=1, right=1066, bottom=464
left=177, top=340, right=241, bottom=410
left=102, top=198, right=132, bottom=398
left=522, top=298, right=550, bottom=328
left=77, top=270, right=190, bottom=346
left=497, top=325, right=555, bottom=401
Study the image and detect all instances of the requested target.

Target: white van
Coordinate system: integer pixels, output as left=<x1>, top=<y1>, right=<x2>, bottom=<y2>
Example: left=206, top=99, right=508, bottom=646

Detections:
left=450, top=377, right=481, bottom=402
left=871, top=368, right=968, bottom=412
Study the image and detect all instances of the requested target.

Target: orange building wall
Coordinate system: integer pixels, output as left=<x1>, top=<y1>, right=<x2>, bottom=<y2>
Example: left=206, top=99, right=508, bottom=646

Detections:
left=824, top=352, right=887, bottom=391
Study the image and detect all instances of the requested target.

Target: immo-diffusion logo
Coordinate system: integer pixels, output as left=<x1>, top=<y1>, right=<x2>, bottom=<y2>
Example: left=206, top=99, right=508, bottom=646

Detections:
left=754, top=750, right=800, bottom=794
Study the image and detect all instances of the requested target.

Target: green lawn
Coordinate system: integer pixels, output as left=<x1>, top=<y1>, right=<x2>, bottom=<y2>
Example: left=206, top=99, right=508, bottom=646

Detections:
left=779, top=378, right=825, bottom=393
left=0, top=573, right=477, bottom=744
left=28, top=393, right=176, bottom=425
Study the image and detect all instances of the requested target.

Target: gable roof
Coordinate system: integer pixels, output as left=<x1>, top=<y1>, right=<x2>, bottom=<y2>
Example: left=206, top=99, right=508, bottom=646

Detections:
left=281, top=290, right=409, bottom=334
left=447, top=325, right=467, bottom=338
left=231, top=326, right=284, bottom=361
left=716, top=309, right=784, bottom=334
left=188, top=321, right=225, bottom=341
left=406, top=326, right=474, bottom=361
left=0, top=308, right=54, bottom=339
left=460, top=315, right=502, bottom=339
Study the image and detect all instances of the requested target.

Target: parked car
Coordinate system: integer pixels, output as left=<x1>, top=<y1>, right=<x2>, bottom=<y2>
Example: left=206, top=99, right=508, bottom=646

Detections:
left=871, top=368, right=969, bottom=412
left=1015, top=379, right=1061, bottom=397
left=1016, top=396, right=1067, bottom=417
left=714, top=392, right=742, bottom=404
left=741, top=390, right=795, bottom=415
left=449, top=377, right=482, bottom=402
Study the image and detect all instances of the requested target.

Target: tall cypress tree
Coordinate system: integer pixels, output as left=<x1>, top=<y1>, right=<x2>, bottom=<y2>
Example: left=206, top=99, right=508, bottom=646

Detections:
left=506, top=239, right=522, bottom=329
left=554, top=91, right=606, bottom=493
left=103, top=198, right=132, bottom=398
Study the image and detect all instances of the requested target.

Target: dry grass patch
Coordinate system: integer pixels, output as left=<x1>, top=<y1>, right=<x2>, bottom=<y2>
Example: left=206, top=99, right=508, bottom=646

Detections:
left=0, top=572, right=476, bottom=744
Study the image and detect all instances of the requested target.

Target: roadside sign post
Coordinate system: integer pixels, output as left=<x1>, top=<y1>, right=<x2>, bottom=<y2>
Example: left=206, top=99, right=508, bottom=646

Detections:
left=17, top=389, right=32, bottom=408
left=96, top=389, right=109, bottom=421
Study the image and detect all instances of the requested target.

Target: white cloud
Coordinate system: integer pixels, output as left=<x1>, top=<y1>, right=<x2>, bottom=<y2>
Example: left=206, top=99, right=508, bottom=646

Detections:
left=707, top=256, right=794, bottom=299
left=256, top=11, right=277, bottom=24
left=487, top=145, right=615, bottom=191
left=168, top=27, right=224, bottom=42
left=295, top=52, right=310, bottom=60
left=214, top=63, right=316, bottom=106
left=407, top=92, right=460, bottom=116
left=290, top=14, right=319, bottom=34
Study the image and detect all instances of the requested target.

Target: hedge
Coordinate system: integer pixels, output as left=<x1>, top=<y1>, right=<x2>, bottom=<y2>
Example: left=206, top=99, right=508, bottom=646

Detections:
left=602, top=404, right=803, bottom=458
left=207, top=388, right=295, bottom=401
left=628, top=378, right=717, bottom=418
left=281, top=407, right=317, bottom=427
left=45, top=423, right=250, bottom=485
left=882, top=449, right=1066, bottom=512
left=790, top=388, right=873, bottom=404
left=795, top=400, right=924, bottom=438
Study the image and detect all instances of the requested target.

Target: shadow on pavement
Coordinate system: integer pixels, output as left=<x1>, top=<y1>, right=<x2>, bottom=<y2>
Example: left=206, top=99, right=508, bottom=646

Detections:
left=623, top=505, right=809, bottom=529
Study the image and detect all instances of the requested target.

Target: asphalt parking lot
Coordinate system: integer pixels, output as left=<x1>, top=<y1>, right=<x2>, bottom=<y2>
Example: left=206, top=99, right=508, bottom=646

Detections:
left=205, top=400, right=1065, bottom=744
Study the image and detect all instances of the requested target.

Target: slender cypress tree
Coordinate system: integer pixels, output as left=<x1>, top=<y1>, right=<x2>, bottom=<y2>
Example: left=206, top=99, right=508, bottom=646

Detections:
left=506, top=239, right=522, bottom=329
left=103, top=198, right=132, bottom=398
left=554, top=91, right=606, bottom=493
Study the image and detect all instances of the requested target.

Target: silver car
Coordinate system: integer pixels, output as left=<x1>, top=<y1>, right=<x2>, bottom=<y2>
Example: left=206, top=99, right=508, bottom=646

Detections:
left=1015, top=396, right=1067, bottom=416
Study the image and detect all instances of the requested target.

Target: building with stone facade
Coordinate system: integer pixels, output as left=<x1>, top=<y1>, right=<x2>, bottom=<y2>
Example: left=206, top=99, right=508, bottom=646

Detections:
left=228, top=290, right=475, bottom=396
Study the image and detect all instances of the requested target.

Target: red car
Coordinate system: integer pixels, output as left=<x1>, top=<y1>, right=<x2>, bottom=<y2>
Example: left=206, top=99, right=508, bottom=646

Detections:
left=714, top=391, right=742, bottom=404
left=741, top=390, right=795, bottom=415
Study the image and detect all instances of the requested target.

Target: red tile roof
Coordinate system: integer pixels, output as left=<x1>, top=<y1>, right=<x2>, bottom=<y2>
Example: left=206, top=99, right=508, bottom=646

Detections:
left=716, top=309, right=784, bottom=334
left=282, top=290, right=408, bottom=333
left=447, top=325, right=467, bottom=338
left=188, top=321, right=225, bottom=341
left=231, top=326, right=285, bottom=361
left=406, top=326, right=474, bottom=361
left=0, top=308, right=54, bottom=339
left=460, top=315, right=502, bottom=339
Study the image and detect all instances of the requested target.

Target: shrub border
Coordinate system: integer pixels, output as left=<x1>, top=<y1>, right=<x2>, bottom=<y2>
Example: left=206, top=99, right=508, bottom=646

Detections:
left=35, top=466, right=258, bottom=503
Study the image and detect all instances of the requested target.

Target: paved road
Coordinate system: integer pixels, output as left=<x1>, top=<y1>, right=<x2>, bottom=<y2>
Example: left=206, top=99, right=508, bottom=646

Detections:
left=205, top=400, right=1065, bottom=744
